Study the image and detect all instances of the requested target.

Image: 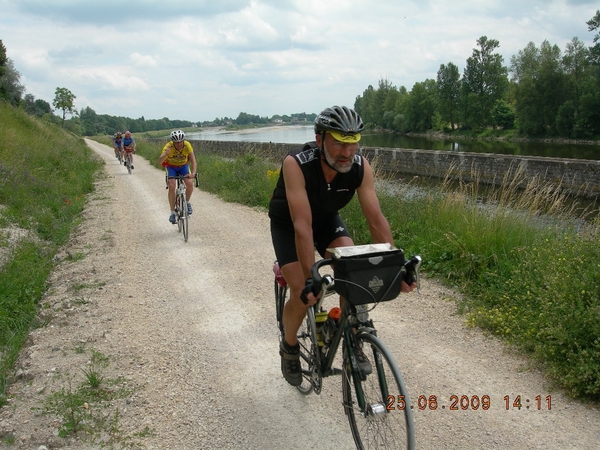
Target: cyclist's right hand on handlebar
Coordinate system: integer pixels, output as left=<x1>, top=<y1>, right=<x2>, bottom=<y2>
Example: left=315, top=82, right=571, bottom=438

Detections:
left=300, top=278, right=320, bottom=305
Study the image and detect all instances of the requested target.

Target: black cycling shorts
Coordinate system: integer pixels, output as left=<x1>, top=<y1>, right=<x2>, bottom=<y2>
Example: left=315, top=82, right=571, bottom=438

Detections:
left=270, top=214, right=351, bottom=267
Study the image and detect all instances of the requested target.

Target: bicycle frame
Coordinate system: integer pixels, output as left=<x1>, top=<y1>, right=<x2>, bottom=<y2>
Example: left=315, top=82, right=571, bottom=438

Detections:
left=275, top=249, right=420, bottom=449
left=166, top=174, right=198, bottom=243
left=308, top=286, right=374, bottom=387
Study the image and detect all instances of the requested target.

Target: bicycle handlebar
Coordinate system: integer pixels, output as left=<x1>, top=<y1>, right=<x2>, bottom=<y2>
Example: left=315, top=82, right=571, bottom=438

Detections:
left=166, top=173, right=200, bottom=188
left=300, top=253, right=422, bottom=304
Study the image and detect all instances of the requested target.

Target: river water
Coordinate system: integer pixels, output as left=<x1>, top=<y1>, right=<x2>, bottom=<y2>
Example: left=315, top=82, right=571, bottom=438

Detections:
left=186, top=125, right=600, bottom=161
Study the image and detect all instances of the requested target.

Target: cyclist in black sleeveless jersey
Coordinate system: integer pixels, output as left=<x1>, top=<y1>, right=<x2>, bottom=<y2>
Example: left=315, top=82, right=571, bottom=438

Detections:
left=268, top=106, right=415, bottom=386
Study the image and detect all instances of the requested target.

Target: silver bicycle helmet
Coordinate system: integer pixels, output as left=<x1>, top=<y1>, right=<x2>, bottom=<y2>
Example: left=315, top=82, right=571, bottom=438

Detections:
left=170, top=130, right=185, bottom=142
left=314, top=106, right=364, bottom=134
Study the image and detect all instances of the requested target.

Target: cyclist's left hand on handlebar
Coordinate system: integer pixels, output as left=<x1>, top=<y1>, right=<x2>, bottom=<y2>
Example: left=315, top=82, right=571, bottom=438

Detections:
left=402, top=255, right=422, bottom=294
left=400, top=280, right=417, bottom=293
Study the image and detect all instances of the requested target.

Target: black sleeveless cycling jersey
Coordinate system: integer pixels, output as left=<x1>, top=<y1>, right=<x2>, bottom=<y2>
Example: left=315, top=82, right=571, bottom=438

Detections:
left=268, top=141, right=364, bottom=228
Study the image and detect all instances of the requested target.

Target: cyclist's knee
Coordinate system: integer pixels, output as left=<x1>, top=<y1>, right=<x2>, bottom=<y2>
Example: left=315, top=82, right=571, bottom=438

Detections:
left=281, top=262, right=303, bottom=288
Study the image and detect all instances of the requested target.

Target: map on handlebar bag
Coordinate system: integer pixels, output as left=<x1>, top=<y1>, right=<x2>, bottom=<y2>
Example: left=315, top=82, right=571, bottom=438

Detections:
left=327, top=243, right=398, bottom=258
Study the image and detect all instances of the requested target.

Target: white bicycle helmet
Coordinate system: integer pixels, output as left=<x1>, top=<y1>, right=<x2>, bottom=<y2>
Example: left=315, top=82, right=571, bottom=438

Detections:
left=170, top=130, right=185, bottom=142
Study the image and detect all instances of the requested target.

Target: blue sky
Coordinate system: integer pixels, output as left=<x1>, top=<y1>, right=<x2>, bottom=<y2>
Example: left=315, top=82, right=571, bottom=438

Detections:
left=1, top=0, right=598, bottom=122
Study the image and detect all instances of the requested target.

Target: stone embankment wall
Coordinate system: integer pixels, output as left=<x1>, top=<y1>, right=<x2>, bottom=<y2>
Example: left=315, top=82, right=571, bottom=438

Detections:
left=189, top=140, right=600, bottom=199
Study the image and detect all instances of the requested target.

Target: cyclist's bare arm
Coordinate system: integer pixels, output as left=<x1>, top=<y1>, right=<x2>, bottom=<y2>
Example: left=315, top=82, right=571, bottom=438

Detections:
left=186, top=151, right=197, bottom=177
left=355, top=160, right=416, bottom=293
left=356, top=158, right=394, bottom=245
left=283, top=155, right=316, bottom=281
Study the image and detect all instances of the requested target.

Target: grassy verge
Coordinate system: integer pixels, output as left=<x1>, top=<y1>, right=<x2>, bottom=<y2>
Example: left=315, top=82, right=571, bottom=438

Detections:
left=0, top=102, right=103, bottom=404
left=118, top=136, right=600, bottom=400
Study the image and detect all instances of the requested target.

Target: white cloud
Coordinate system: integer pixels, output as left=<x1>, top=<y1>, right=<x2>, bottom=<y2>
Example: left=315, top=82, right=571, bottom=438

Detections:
left=130, top=53, right=158, bottom=68
left=0, top=0, right=597, bottom=121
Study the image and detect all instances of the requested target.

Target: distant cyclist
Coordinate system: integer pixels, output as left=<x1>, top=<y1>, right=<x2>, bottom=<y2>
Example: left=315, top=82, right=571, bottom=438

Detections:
left=121, top=131, right=136, bottom=169
left=157, top=130, right=197, bottom=224
left=112, top=131, right=123, bottom=160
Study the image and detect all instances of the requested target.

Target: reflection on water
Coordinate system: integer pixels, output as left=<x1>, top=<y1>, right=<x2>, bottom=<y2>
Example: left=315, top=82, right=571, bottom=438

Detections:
left=186, top=125, right=600, bottom=160
left=186, top=125, right=315, bottom=145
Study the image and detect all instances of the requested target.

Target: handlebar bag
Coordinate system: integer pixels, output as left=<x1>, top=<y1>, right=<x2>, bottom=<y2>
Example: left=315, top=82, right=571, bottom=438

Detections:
left=331, top=249, right=406, bottom=305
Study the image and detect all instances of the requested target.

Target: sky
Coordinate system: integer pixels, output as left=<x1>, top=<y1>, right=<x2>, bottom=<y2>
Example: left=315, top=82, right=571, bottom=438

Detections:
left=1, top=0, right=598, bottom=123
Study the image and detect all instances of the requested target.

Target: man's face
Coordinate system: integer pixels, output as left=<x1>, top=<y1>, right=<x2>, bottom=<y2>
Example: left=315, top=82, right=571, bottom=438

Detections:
left=318, top=132, right=359, bottom=173
left=173, top=141, right=185, bottom=150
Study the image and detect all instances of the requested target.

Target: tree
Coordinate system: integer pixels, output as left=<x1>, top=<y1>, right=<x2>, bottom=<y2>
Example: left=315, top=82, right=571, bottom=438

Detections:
left=405, top=79, right=437, bottom=132
left=0, top=40, right=7, bottom=79
left=373, top=78, right=397, bottom=126
left=0, top=59, right=25, bottom=107
left=491, top=99, right=515, bottom=129
left=437, top=62, right=462, bottom=130
left=510, top=42, right=544, bottom=134
left=538, top=40, right=568, bottom=135
left=510, top=39, right=571, bottom=135
left=21, top=93, right=53, bottom=117
left=587, top=9, right=600, bottom=65
left=53, top=87, right=77, bottom=127
left=354, top=84, right=377, bottom=127
left=79, top=106, right=107, bottom=136
left=461, top=36, right=509, bottom=129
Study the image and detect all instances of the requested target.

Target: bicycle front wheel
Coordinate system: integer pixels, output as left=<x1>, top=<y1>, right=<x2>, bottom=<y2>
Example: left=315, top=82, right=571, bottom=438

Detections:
left=176, top=194, right=183, bottom=233
left=296, top=307, right=321, bottom=395
left=181, top=198, right=189, bottom=242
left=342, top=333, right=415, bottom=450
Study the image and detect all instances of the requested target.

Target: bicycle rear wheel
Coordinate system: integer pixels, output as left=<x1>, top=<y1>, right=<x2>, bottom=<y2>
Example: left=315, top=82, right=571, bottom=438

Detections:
left=342, top=333, right=415, bottom=449
left=296, top=307, right=322, bottom=395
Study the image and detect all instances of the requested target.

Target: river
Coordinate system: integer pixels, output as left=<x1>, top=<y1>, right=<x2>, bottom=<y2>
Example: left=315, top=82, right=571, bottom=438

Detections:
left=186, top=125, right=600, bottom=161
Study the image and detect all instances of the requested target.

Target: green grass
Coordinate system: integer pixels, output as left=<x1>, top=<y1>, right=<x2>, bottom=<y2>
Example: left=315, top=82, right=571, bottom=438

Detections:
left=0, top=101, right=103, bottom=404
left=125, top=137, right=600, bottom=400
left=40, top=348, right=142, bottom=442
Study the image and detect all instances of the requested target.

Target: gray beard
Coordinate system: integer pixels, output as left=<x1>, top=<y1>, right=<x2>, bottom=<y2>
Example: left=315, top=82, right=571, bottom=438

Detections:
left=323, top=145, right=352, bottom=173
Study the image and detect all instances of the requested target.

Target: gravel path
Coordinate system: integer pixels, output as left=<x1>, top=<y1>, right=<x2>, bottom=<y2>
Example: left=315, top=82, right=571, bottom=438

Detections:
left=0, top=139, right=598, bottom=449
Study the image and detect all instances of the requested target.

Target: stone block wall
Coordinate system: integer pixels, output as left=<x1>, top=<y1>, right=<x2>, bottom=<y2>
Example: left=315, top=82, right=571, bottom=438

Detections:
left=187, top=140, right=600, bottom=199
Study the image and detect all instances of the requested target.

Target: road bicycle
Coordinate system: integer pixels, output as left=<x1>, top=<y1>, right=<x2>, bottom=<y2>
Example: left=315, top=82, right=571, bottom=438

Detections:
left=115, top=148, right=123, bottom=164
left=274, top=243, right=421, bottom=449
left=124, top=150, right=133, bottom=174
left=166, top=173, right=199, bottom=243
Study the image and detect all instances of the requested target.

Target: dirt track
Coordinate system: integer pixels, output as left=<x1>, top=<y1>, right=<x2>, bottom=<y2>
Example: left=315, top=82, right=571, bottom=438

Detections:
left=0, top=139, right=598, bottom=449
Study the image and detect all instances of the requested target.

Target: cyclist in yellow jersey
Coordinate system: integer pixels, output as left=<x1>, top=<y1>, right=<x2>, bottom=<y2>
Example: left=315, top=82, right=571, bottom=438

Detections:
left=158, top=130, right=198, bottom=224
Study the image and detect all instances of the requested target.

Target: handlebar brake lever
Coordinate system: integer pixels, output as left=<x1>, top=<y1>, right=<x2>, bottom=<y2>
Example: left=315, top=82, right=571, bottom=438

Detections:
left=404, top=255, right=422, bottom=294
left=300, top=259, right=334, bottom=305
